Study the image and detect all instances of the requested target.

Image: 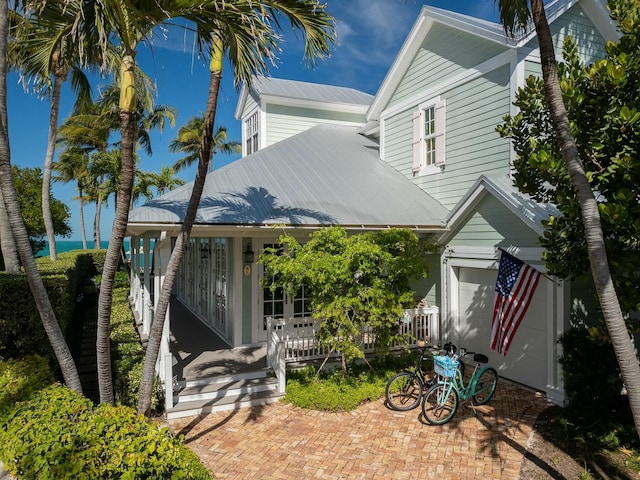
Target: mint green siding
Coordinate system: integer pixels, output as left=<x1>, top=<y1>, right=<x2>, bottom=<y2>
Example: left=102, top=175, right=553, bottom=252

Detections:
left=524, top=60, right=542, bottom=78
left=384, top=65, right=511, bottom=208
left=388, top=23, right=507, bottom=108
left=525, top=4, right=607, bottom=64
left=265, top=104, right=366, bottom=146
left=447, top=194, right=541, bottom=248
left=242, top=92, right=259, bottom=118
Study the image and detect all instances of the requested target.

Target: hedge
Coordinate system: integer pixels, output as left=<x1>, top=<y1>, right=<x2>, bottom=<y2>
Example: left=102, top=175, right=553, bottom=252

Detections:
left=0, top=250, right=107, bottom=363
left=0, top=358, right=210, bottom=480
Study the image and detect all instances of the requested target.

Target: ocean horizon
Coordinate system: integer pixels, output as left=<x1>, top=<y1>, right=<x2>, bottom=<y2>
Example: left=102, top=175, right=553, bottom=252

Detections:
left=37, top=240, right=130, bottom=258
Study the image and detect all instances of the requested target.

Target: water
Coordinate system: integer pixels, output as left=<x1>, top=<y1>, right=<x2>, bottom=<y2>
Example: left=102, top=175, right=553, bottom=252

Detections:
left=37, top=240, right=130, bottom=257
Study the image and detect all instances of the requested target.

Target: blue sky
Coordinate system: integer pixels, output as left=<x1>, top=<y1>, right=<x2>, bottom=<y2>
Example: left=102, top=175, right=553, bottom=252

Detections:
left=7, top=0, right=502, bottom=242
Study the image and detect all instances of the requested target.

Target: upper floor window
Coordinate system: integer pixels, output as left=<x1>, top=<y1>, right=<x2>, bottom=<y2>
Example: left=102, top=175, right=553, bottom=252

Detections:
left=245, top=111, right=259, bottom=155
left=412, top=99, right=445, bottom=175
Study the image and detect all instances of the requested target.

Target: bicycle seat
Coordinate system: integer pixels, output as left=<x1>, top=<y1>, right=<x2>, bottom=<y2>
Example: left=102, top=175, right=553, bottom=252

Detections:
left=473, top=353, right=489, bottom=364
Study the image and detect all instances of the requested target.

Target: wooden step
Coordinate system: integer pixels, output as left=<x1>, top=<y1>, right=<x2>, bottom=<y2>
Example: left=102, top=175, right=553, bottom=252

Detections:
left=167, top=389, right=284, bottom=419
left=176, top=376, right=279, bottom=403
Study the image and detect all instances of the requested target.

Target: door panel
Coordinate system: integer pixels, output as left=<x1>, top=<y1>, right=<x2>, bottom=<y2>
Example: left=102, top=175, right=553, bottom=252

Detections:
left=456, top=266, right=547, bottom=391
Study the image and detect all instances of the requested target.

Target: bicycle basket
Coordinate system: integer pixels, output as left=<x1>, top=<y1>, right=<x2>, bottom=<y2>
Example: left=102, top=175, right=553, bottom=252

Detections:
left=433, top=356, right=458, bottom=378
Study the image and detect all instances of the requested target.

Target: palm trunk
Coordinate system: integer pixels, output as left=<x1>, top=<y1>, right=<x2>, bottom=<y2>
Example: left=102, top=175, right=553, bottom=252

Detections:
left=96, top=52, right=138, bottom=405
left=93, top=192, right=102, bottom=248
left=0, top=0, right=81, bottom=391
left=42, top=73, right=64, bottom=261
left=0, top=186, right=18, bottom=272
left=138, top=45, right=223, bottom=415
left=79, top=187, right=87, bottom=250
left=530, top=0, right=640, bottom=438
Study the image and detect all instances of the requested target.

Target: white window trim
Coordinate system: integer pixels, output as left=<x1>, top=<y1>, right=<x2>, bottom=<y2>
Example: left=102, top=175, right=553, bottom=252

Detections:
left=243, top=109, right=260, bottom=157
left=412, top=97, right=446, bottom=176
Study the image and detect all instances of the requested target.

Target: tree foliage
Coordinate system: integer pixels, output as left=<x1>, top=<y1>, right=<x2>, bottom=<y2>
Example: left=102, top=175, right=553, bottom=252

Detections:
left=497, top=1, right=640, bottom=319
left=12, top=165, right=71, bottom=254
left=260, top=227, right=436, bottom=374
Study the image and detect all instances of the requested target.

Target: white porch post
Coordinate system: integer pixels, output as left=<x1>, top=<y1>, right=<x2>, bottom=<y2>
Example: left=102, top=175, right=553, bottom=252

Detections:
left=546, top=278, right=567, bottom=406
left=129, top=235, right=137, bottom=301
left=142, top=235, right=152, bottom=335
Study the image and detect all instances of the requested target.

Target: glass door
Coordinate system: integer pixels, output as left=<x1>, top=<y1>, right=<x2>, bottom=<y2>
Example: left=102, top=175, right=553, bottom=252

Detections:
left=257, top=241, right=310, bottom=342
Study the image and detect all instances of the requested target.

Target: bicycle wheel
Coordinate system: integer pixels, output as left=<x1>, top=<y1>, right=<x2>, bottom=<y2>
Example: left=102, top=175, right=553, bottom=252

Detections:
left=472, top=368, right=498, bottom=405
left=385, top=372, right=423, bottom=411
left=422, top=383, right=458, bottom=425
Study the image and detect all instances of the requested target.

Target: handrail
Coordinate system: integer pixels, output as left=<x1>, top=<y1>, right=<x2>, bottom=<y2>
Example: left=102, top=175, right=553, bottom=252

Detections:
left=265, top=306, right=439, bottom=363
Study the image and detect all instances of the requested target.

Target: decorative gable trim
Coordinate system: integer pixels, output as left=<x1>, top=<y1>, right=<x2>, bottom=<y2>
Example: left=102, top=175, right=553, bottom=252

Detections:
left=439, top=175, right=559, bottom=245
left=368, top=0, right=615, bottom=122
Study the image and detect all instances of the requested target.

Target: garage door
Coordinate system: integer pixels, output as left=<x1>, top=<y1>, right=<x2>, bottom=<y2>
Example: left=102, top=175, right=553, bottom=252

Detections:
left=456, top=266, right=548, bottom=391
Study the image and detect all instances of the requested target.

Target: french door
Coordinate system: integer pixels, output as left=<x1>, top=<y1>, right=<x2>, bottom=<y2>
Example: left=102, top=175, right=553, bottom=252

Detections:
left=257, top=241, right=311, bottom=342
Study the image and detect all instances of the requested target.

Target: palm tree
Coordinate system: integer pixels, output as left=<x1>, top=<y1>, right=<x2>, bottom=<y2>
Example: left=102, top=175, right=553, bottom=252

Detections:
left=169, top=114, right=240, bottom=173
left=496, top=0, right=640, bottom=438
left=143, top=165, right=185, bottom=197
left=136, top=3, right=335, bottom=416
left=59, top=78, right=175, bottom=249
left=0, top=0, right=82, bottom=391
left=66, top=0, right=333, bottom=409
left=53, top=147, right=91, bottom=249
left=9, top=1, right=95, bottom=260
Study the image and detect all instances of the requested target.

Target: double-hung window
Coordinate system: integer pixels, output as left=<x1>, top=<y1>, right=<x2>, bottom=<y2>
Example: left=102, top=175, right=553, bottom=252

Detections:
left=412, top=99, right=446, bottom=175
left=245, top=111, right=259, bottom=155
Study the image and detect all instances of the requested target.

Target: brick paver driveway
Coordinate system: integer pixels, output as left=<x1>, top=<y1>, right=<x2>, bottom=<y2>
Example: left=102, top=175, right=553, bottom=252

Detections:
left=169, top=381, right=549, bottom=480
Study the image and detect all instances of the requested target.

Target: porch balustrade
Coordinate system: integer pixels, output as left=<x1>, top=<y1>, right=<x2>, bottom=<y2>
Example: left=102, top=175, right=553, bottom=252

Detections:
left=266, top=306, right=440, bottom=364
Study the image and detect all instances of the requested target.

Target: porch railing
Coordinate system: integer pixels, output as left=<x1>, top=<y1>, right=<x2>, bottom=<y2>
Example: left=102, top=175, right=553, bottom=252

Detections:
left=266, top=306, right=440, bottom=364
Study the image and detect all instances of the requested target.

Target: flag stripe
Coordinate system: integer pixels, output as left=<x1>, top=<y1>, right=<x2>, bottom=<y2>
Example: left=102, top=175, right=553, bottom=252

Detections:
left=490, top=251, right=542, bottom=356
left=499, top=266, right=541, bottom=355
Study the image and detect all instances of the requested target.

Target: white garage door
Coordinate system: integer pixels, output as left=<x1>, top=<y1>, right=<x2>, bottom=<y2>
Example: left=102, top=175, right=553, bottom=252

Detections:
left=456, top=266, right=548, bottom=391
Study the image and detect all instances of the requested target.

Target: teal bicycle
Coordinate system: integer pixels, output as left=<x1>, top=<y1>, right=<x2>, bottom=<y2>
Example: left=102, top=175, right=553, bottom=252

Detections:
left=421, top=348, right=498, bottom=425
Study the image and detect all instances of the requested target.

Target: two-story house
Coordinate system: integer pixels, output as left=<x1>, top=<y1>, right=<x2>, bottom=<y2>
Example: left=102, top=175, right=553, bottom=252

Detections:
left=126, top=0, right=618, bottom=415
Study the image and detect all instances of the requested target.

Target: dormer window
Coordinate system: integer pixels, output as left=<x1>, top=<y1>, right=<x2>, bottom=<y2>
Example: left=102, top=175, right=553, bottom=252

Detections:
left=245, top=111, right=259, bottom=155
left=412, top=99, right=446, bottom=175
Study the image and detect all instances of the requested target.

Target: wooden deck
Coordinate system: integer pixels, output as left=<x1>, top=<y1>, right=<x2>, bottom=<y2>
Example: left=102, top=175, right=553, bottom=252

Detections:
left=169, top=300, right=268, bottom=382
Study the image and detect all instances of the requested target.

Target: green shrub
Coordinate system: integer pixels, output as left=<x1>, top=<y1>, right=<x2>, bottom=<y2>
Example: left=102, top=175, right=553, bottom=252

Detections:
left=110, top=286, right=160, bottom=411
left=0, top=250, right=105, bottom=363
left=283, top=359, right=399, bottom=411
left=559, top=326, right=623, bottom=410
left=0, top=384, right=210, bottom=479
left=0, top=356, right=54, bottom=417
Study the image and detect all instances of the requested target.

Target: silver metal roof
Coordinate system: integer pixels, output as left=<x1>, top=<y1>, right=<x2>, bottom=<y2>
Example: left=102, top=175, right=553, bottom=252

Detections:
left=128, top=125, right=449, bottom=229
left=250, top=76, right=374, bottom=106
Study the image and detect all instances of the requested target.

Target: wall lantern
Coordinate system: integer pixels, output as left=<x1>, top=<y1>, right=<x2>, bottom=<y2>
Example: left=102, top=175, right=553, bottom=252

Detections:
left=244, top=243, right=255, bottom=264
left=200, top=242, right=210, bottom=260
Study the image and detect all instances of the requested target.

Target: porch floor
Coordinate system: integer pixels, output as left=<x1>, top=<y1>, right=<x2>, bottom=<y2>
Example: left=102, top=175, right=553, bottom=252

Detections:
left=169, top=300, right=268, bottom=382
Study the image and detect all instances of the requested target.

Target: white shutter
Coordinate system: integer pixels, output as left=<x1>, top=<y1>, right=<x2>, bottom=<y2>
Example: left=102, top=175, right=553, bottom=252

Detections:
left=412, top=110, right=422, bottom=173
left=434, top=99, right=446, bottom=166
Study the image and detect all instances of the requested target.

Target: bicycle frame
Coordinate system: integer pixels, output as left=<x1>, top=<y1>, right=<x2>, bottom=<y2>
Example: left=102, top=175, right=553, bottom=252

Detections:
left=438, top=360, right=494, bottom=402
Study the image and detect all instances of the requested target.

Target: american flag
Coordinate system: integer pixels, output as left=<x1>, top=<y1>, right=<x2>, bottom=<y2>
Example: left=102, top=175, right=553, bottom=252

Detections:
left=490, top=250, right=541, bottom=356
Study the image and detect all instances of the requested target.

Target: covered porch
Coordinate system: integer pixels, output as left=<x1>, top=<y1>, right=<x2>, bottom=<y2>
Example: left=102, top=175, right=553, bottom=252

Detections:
left=145, top=296, right=440, bottom=418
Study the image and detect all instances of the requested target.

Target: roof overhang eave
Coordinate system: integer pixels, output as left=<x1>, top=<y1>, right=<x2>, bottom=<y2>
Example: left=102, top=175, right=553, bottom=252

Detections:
left=127, top=221, right=448, bottom=237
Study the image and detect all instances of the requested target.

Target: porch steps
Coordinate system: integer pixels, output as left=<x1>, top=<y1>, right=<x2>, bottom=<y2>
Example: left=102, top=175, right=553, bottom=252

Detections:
left=167, top=370, right=284, bottom=419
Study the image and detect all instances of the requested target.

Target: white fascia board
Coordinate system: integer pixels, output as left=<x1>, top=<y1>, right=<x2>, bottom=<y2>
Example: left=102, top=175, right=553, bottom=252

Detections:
left=367, top=6, right=514, bottom=122
left=359, top=120, right=380, bottom=137
left=515, top=0, right=579, bottom=46
left=234, top=83, right=250, bottom=120
left=380, top=49, right=516, bottom=121
left=515, top=0, right=618, bottom=47
left=424, top=6, right=512, bottom=46
left=367, top=10, right=433, bottom=121
left=258, top=94, right=370, bottom=115
left=438, top=176, right=547, bottom=245
left=581, top=0, right=620, bottom=41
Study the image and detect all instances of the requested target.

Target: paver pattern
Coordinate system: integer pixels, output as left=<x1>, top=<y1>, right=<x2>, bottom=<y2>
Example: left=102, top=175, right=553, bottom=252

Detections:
left=169, top=381, right=550, bottom=479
